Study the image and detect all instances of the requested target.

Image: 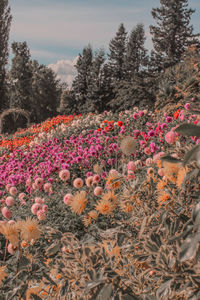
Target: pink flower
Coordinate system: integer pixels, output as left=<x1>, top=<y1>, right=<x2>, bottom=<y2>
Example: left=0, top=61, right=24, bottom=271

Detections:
left=184, top=103, right=190, bottom=110
left=138, top=111, right=144, bottom=117
left=158, top=168, right=164, bottom=176
left=63, top=193, right=73, bottom=205
left=73, top=178, right=84, bottom=188
left=1, top=207, right=12, bottom=219
left=94, top=186, right=103, bottom=196
left=5, top=184, right=12, bottom=192
left=34, top=177, right=44, bottom=188
left=18, top=193, right=26, bottom=203
left=109, top=169, right=119, bottom=176
left=59, top=169, right=70, bottom=181
left=43, top=182, right=52, bottom=192
left=144, top=147, right=151, bottom=155
left=85, top=176, right=94, bottom=187
left=8, top=220, right=15, bottom=225
left=165, top=131, right=177, bottom=144
left=148, top=130, right=155, bottom=137
left=93, top=174, right=101, bottom=184
left=9, top=186, right=18, bottom=196
left=166, top=116, right=173, bottom=123
left=35, top=197, right=44, bottom=204
left=133, top=113, right=139, bottom=120
left=127, top=170, right=135, bottom=180
left=31, top=203, right=41, bottom=215
left=146, top=158, right=153, bottom=166
left=5, top=196, right=14, bottom=207
left=37, top=210, right=46, bottom=221
left=127, top=161, right=136, bottom=172
left=7, top=243, right=16, bottom=255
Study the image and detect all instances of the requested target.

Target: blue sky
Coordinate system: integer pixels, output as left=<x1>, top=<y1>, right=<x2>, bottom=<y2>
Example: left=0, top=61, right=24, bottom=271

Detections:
left=8, top=0, right=200, bottom=86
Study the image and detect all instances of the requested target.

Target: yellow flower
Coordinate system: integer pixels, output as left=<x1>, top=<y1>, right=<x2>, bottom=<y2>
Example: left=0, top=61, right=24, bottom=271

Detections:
left=95, top=199, right=115, bottom=215
left=176, top=167, right=187, bottom=188
left=120, top=136, right=137, bottom=155
left=70, top=191, right=87, bottom=215
left=20, top=217, right=41, bottom=242
left=0, top=265, right=8, bottom=286
left=162, top=161, right=181, bottom=184
left=157, top=191, right=171, bottom=208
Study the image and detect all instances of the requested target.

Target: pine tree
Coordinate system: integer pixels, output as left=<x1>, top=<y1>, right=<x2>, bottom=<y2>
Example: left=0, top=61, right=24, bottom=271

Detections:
left=57, top=89, right=74, bottom=115
left=71, top=45, right=93, bottom=113
left=125, top=23, right=149, bottom=79
left=85, top=49, right=105, bottom=113
left=31, top=60, right=61, bottom=123
left=9, top=42, right=32, bottom=111
left=150, top=0, right=200, bottom=72
left=108, top=23, right=127, bottom=82
left=0, top=0, right=12, bottom=111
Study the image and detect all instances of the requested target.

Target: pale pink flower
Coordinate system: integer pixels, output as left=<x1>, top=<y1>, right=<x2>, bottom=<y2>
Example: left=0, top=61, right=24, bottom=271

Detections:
left=5, top=196, right=14, bottom=207
left=35, top=197, right=45, bottom=204
left=42, top=205, right=48, bottom=213
left=85, top=176, right=93, bottom=187
left=127, top=161, right=136, bottom=171
left=1, top=207, right=12, bottom=219
left=7, top=243, right=16, bottom=255
left=63, top=193, right=73, bottom=205
left=146, top=158, right=153, bottom=166
left=34, top=177, right=44, bottom=189
left=5, top=184, right=12, bottom=192
left=31, top=203, right=42, bottom=215
left=43, top=182, right=52, bottom=192
left=18, top=193, right=26, bottom=205
left=144, top=147, right=151, bottom=155
left=8, top=220, right=15, bottom=225
left=109, top=169, right=119, bottom=176
left=59, top=169, right=70, bottom=181
left=127, top=170, right=135, bottom=180
left=9, top=186, right=18, bottom=196
left=26, top=178, right=32, bottom=187
left=37, top=210, right=46, bottom=221
left=158, top=168, right=164, bottom=176
left=92, top=174, right=101, bottom=184
left=73, top=178, right=84, bottom=188
left=32, top=183, right=37, bottom=190
left=165, top=131, right=177, bottom=144
left=94, top=186, right=103, bottom=196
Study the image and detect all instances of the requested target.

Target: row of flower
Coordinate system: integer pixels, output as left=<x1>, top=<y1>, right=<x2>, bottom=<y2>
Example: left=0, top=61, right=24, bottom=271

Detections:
left=0, top=101, right=199, bottom=256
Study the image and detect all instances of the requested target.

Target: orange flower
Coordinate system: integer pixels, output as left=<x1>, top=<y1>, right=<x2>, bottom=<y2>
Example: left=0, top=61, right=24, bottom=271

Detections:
left=70, top=191, right=87, bottom=215
left=95, top=199, right=115, bottom=215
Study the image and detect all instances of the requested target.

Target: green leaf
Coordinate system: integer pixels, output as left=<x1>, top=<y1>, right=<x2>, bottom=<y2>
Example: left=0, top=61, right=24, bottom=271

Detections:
left=160, top=155, right=182, bottom=164
left=192, top=203, right=200, bottom=223
left=117, top=232, right=125, bottom=246
left=156, top=279, right=173, bottom=299
left=183, top=145, right=200, bottom=166
left=175, top=123, right=200, bottom=137
left=178, top=235, right=200, bottom=262
left=19, top=255, right=30, bottom=269
left=96, top=283, right=112, bottom=300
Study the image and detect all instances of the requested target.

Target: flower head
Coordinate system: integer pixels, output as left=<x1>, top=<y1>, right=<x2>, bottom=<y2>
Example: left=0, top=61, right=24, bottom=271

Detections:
left=120, top=136, right=137, bottom=155
left=95, top=199, right=115, bottom=215
left=70, top=191, right=87, bottom=215
left=20, top=217, right=41, bottom=242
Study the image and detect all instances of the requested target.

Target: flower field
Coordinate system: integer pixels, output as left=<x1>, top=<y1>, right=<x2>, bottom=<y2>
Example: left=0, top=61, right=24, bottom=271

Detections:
left=0, top=100, right=200, bottom=299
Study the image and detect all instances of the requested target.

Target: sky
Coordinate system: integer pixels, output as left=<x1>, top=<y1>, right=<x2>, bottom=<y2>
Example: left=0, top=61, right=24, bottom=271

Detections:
left=8, top=0, right=200, bottom=86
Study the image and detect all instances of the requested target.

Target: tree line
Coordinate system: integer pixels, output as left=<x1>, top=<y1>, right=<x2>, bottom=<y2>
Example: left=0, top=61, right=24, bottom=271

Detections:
left=0, top=0, right=200, bottom=124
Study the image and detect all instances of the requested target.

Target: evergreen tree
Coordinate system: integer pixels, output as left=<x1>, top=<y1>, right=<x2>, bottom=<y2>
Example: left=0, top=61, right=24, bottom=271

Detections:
left=150, top=0, right=200, bottom=72
left=9, top=41, right=32, bottom=111
left=108, top=23, right=127, bottom=82
left=31, top=60, right=61, bottom=123
left=0, top=0, right=12, bottom=111
left=125, top=23, right=149, bottom=79
left=85, top=49, right=105, bottom=113
left=57, top=89, right=74, bottom=115
left=71, top=45, right=93, bottom=113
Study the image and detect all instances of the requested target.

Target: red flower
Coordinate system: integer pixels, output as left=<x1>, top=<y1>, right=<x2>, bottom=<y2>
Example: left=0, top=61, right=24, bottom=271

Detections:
left=117, top=121, right=123, bottom=127
left=173, top=109, right=180, bottom=120
left=97, top=128, right=102, bottom=131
